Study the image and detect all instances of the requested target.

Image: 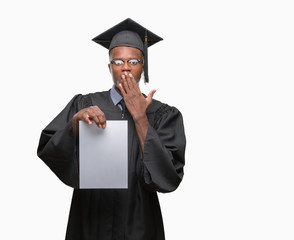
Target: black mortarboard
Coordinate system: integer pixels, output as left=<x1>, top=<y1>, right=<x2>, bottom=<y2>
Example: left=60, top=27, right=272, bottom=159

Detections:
left=92, top=18, right=163, bottom=83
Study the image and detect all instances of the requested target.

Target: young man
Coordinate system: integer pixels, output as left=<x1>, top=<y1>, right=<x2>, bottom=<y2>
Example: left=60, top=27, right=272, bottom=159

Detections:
left=37, top=18, right=186, bottom=240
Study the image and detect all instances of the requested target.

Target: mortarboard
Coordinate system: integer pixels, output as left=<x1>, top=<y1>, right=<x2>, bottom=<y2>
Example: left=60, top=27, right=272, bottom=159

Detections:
left=92, top=18, right=163, bottom=83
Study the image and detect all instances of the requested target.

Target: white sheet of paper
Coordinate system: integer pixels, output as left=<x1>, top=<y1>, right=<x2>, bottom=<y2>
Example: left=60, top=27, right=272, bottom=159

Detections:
left=79, top=120, right=128, bottom=189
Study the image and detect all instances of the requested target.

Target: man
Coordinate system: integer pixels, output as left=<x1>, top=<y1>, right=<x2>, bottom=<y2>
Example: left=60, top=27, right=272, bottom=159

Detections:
left=37, top=18, right=186, bottom=240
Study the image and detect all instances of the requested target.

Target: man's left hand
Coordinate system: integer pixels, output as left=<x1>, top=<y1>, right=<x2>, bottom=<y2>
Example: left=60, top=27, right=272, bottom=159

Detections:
left=119, top=72, right=156, bottom=121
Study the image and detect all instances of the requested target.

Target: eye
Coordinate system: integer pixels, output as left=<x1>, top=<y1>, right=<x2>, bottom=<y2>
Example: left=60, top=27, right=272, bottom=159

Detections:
left=128, top=58, right=140, bottom=65
left=112, top=59, right=124, bottom=65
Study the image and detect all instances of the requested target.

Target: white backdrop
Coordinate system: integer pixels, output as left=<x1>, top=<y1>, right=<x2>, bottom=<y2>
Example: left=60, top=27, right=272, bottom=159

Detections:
left=1, top=0, right=294, bottom=239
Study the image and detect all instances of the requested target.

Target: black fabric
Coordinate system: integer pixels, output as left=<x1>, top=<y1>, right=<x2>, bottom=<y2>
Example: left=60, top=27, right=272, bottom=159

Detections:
left=37, top=90, right=186, bottom=240
left=92, top=18, right=163, bottom=49
left=109, top=30, right=144, bottom=53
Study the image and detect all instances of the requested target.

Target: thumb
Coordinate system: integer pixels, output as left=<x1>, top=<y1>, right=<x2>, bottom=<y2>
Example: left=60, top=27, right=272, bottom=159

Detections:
left=146, top=89, right=156, bottom=106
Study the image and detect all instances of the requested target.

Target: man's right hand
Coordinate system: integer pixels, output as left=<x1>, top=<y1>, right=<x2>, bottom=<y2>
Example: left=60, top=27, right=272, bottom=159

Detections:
left=72, top=106, right=106, bottom=136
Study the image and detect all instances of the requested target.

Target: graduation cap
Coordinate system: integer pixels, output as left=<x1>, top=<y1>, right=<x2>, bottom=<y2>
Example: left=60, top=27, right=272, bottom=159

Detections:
left=92, top=18, right=163, bottom=83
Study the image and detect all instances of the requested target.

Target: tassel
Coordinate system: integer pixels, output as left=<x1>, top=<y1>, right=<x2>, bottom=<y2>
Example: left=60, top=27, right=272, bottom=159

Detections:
left=144, top=30, right=149, bottom=83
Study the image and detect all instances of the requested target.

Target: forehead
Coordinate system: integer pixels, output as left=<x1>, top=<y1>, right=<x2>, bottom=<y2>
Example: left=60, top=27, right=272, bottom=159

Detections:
left=110, top=46, right=143, bottom=59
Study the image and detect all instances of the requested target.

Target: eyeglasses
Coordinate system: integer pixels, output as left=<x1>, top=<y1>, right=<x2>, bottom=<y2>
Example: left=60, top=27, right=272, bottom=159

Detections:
left=110, top=58, right=143, bottom=67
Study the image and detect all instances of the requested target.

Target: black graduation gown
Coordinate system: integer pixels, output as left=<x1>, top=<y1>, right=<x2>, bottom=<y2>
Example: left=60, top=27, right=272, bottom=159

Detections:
left=37, top=90, right=186, bottom=240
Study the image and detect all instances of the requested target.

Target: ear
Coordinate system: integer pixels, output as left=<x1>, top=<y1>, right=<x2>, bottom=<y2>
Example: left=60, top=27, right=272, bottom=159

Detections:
left=108, top=63, right=112, bottom=73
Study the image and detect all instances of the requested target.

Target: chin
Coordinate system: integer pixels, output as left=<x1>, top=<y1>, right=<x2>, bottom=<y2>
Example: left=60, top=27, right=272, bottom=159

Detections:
left=115, top=80, right=122, bottom=87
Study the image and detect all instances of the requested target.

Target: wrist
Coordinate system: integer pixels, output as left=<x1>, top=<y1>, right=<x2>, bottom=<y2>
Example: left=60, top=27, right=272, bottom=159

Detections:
left=72, top=116, right=79, bottom=136
left=133, top=113, right=148, bottom=124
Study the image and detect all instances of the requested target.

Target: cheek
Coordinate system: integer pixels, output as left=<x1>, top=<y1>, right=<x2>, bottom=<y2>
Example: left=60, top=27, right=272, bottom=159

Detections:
left=110, top=68, right=120, bottom=78
left=134, top=67, right=143, bottom=81
left=115, top=71, right=122, bottom=80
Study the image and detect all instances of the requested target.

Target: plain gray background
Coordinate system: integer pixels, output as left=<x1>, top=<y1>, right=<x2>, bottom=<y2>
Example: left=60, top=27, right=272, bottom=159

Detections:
left=1, top=0, right=293, bottom=239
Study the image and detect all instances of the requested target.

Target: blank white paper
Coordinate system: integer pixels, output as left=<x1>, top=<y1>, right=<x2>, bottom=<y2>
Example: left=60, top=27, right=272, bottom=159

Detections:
left=79, top=120, right=128, bottom=189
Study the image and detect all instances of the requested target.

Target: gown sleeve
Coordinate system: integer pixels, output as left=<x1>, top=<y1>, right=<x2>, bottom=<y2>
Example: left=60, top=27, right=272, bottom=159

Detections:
left=142, top=105, right=186, bottom=193
left=37, top=94, right=83, bottom=188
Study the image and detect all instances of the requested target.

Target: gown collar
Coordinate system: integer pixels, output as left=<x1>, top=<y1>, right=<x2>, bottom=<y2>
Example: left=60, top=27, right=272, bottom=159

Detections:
left=110, top=86, right=123, bottom=106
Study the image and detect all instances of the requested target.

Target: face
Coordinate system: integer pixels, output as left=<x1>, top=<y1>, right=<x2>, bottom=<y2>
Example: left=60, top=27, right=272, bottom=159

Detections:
left=108, top=46, right=144, bottom=91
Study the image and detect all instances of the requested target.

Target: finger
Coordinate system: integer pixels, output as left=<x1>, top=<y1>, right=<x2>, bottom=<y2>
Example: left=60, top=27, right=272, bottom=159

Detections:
left=87, top=111, right=100, bottom=127
left=82, top=112, right=93, bottom=125
left=92, top=108, right=107, bottom=128
left=125, top=72, right=132, bottom=83
left=122, top=73, right=131, bottom=92
left=120, top=74, right=128, bottom=93
left=74, top=112, right=91, bottom=125
left=128, top=73, right=138, bottom=89
left=96, top=112, right=106, bottom=129
left=85, top=106, right=106, bottom=128
left=146, top=89, right=156, bottom=106
left=119, top=83, right=127, bottom=98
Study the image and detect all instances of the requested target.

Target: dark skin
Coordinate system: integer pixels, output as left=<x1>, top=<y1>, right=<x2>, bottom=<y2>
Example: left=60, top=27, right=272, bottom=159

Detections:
left=72, top=46, right=156, bottom=152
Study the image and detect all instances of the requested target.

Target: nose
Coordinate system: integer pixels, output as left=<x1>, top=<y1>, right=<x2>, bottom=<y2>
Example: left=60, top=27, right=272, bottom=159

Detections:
left=122, top=61, right=131, bottom=71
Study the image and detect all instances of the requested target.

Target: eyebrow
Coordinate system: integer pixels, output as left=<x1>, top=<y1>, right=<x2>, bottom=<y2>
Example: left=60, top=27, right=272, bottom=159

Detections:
left=109, top=49, right=143, bottom=59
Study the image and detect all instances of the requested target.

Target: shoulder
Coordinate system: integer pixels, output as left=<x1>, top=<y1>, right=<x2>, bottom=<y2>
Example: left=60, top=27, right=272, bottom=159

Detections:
left=81, top=90, right=110, bottom=102
left=148, top=98, right=180, bottom=115
left=147, top=98, right=183, bottom=125
left=72, top=90, right=111, bottom=109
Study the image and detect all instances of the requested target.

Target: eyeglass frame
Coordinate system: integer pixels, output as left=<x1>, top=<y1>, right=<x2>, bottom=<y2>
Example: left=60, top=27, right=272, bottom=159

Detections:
left=110, top=58, right=143, bottom=67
